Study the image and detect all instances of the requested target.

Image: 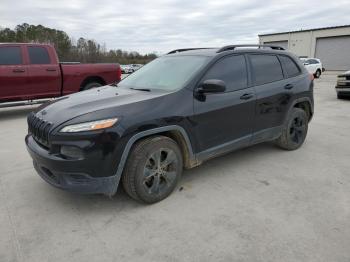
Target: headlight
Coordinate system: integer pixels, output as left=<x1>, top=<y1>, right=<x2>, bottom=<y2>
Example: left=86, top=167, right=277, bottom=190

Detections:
left=60, top=118, right=118, bottom=133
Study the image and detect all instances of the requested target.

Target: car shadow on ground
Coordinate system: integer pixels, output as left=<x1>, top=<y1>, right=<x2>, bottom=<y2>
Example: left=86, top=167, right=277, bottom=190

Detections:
left=41, top=142, right=283, bottom=212
left=0, top=105, right=38, bottom=120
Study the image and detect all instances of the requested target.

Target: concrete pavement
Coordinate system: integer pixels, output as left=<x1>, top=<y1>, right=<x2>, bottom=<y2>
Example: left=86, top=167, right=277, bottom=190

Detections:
left=0, top=73, right=349, bottom=262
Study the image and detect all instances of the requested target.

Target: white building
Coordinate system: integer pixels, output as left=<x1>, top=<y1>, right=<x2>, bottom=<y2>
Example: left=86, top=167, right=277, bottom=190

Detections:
left=259, top=25, right=350, bottom=70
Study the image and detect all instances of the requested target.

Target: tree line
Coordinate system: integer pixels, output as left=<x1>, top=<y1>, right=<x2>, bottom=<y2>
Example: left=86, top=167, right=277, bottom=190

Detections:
left=0, top=23, right=157, bottom=64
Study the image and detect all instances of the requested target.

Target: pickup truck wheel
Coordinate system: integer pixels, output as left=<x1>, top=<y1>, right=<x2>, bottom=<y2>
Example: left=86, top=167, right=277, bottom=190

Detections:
left=122, top=136, right=183, bottom=204
left=314, top=69, right=321, bottom=79
left=82, top=82, right=102, bottom=91
left=275, top=108, right=308, bottom=150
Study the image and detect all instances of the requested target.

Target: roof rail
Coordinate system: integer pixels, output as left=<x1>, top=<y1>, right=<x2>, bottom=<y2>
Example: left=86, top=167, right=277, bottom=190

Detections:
left=167, top=48, right=214, bottom=54
left=217, top=44, right=285, bottom=53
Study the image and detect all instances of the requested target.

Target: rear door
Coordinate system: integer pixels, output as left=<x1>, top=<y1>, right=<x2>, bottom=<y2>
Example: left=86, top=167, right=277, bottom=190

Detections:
left=309, top=59, right=321, bottom=73
left=193, top=54, right=256, bottom=153
left=0, top=45, right=29, bottom=101
left=248, top=53, right=293, bottom=143
left=26, top=45, right=61, bottom=98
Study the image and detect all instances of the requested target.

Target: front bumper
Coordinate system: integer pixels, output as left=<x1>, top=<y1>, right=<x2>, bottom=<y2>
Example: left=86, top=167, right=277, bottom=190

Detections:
left=336, top=87, right=350, bottom=93
left=335, top=78, right=350, bottom=95
left=25, top=135, right=120, bottom=196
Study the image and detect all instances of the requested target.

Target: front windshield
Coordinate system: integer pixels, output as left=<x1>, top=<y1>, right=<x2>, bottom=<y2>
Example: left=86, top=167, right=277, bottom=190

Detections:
left=118, top=55, right=209, bottom=91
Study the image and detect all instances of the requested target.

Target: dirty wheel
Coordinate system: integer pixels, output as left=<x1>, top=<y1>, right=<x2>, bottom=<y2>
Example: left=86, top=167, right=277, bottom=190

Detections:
left=275, top=108, right=308, bottom=150
left=122, top=136, right=183, bottom=204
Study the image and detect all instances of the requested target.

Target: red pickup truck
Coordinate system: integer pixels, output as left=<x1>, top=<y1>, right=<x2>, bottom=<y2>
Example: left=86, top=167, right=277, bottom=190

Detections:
left=0, top=43, right=121, bottom=103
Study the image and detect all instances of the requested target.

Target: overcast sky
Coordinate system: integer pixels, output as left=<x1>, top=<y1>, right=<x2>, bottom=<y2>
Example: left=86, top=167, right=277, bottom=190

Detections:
left=1, top=0, right=350, bottom=54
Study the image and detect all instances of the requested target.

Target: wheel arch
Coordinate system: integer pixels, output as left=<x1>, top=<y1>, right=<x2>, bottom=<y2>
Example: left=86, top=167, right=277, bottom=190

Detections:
left=290, top=98, right=313, bottom=122
left=80, top=76, right=106, bottom=90
left=114, top=125, right=197, bottom=185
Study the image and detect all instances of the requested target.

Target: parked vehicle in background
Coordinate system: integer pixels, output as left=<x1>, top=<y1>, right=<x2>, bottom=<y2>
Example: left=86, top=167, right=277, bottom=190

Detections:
left=0, top=43, right=121, bottom=104
left=121, top=65, right=133, bottom=74
left=335, top=70, right=350, bottom=99
left=130, top=64, right=143, bottom=71
left=26, top=44, right=314, bottom=204
left=300, top=58, right=323, bottom=78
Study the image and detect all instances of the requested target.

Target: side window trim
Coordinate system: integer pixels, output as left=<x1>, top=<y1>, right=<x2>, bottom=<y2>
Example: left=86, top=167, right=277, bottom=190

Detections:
left=276, top=55, right=287, bottom=79
left=277, top=55, right=288, bottom=79
left=244, top=54, right=253, bottom=88
left=198, top=54, right=249, bottom=93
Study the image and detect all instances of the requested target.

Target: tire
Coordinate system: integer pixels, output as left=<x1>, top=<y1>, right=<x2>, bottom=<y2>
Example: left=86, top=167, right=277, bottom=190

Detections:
left=122, top=136, right=183, bottom=204
left=275, top=108, right=308, bottom=150
left=314, top=69, right=321, bottom=79
left=82, top=82, right=103, bottom=91
left=337, top=93, right=347, bottom=99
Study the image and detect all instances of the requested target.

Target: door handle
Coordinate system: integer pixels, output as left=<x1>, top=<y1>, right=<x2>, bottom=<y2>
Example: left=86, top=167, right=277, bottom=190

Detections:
left=284, top=84, right=294, bottom=90
left=240, top=93, right=254, bottom=100
left=46, top=68, right=57, bottom=72
left=12, top=69, right=25, bottom=73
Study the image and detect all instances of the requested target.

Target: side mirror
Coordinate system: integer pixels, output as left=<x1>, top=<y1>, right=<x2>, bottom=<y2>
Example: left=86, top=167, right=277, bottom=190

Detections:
left=197, top=79, right=226, bottom=94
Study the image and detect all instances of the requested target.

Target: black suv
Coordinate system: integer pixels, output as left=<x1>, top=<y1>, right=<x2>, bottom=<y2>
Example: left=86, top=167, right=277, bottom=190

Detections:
left=26, top=45, right=314, bottom=203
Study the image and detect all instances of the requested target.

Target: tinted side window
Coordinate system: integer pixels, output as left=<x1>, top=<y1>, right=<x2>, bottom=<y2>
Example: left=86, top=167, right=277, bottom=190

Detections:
left=28, top=47, right=51, bottom=64
left=0, top=47, right=22, bottom=65
left=203, top=55, right=247, bottom=92
left=279, top=55, right=300, bottom=78
left=250, top=54, right=283, bottom=85
left=306, top=59, right=318, bottom=64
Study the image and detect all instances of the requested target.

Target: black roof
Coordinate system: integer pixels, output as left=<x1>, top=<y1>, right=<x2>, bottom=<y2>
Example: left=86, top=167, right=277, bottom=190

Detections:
left=259, top=24, right=350, bottom=37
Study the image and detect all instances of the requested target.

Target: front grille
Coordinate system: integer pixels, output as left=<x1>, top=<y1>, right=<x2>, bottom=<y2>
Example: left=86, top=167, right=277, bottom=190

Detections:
left=338, top=75, right=350, bottom=81
left=27, top=112, right=53, bottom=147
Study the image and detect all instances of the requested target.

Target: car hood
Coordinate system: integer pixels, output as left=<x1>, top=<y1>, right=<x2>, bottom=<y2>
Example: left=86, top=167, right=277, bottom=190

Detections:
left=34, top=85, right=168, bottom=124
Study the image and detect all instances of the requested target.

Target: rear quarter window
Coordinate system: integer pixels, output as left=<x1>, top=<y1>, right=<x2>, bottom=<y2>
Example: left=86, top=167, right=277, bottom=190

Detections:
left=250, top=54, right=284, bottom=85
left=0, top=46, right=22, bottom=65
left=28, top=46, right=51, bottom=64
left=279, top=55, right=301, bottom=78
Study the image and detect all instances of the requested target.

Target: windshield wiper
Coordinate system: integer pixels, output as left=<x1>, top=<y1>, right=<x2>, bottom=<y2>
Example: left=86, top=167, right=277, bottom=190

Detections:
left=129, top=87, right=151, bottom=92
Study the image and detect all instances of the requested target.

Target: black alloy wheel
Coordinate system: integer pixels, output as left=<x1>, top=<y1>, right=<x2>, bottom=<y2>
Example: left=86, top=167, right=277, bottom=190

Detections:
left=122, top=136, right=183, bottom=203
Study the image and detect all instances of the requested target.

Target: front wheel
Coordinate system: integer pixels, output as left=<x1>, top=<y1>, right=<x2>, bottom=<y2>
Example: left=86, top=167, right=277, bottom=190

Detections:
left=275, top=108, right=308, bottom=150
left=122, top=136, right=183, bottom=204
left=314, top=69, right=321, bottom=78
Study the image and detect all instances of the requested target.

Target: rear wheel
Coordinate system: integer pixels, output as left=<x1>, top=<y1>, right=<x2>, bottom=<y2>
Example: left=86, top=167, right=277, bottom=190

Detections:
left=314, top=69, right=321, bottom=78
left=82, top=82, right=103, bottom=91
left=122, top=136, right=183, bottom=204
left=275, top=108, right=308, bottom=150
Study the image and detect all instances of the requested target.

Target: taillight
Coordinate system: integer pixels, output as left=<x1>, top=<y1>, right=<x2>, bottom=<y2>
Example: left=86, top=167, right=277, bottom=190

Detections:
left=117, top=66, right=122, bottom=81
left=309, top=73, right=314, bottom=81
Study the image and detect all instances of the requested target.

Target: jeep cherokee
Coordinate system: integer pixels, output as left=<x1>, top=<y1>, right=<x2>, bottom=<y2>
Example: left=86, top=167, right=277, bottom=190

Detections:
left=25, top=44, right=314, bottom=204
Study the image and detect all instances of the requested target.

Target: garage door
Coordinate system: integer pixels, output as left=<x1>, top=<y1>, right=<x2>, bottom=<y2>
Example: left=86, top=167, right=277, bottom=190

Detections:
left=315, top=36, right=350, bottom=70
left=263, top=41, right=288, bottom=50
